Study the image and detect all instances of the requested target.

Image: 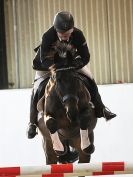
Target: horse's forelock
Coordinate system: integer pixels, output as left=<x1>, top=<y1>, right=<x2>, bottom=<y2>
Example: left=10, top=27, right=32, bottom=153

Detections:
left=54, top=41, right=76, bottom=58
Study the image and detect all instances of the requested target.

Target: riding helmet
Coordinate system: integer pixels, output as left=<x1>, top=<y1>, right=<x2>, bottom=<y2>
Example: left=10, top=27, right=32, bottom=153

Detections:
left=53, top=11, right=74, bottom=32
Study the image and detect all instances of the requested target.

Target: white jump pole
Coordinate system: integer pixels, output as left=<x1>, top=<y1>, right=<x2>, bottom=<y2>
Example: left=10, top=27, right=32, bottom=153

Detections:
left=1, top=171, right=133, bottom=177
left=1, top=162, right=133, bottom=176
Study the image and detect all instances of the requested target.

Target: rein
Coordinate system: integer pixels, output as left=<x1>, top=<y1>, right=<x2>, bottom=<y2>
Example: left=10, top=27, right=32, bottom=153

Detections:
left=55, top=66, right=76, bottom=72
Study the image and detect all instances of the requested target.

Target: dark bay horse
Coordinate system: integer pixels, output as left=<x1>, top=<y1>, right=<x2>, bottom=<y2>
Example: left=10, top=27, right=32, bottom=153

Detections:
left=37, top=42, right=97, bottom=165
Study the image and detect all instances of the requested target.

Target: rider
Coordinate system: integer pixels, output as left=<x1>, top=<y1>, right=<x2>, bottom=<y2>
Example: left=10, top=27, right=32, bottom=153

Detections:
left=27, top=11, right=116, bottom=139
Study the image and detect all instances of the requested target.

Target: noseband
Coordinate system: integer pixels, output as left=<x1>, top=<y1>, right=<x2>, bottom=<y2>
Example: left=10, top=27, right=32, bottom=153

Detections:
left=62, top=94, right=79, bottom=103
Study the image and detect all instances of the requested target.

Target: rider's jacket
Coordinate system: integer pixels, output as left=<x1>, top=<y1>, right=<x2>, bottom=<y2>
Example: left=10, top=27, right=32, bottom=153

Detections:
left=33, top=26, right=90, bottom=71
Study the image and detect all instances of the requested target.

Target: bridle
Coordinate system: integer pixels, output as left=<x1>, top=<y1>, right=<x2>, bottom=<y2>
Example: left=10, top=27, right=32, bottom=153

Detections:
left=51, top=66, right=79, bottom=105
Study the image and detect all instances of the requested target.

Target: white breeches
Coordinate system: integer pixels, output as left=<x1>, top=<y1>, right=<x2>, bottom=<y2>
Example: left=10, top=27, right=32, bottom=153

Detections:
left=33, top=71, right=49, bottom=95
left=78, top=65, right=93, bottom=79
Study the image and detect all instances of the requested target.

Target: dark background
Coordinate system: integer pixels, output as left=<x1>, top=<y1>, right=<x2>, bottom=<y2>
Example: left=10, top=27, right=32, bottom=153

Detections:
left=0, top=0, right=8, bottom=89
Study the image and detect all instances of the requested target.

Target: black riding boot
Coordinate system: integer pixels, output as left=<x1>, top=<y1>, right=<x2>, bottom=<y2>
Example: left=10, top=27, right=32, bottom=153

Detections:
left=93, top=92, right=116, bottom=120
left=27, top=90, right=38, bottom=139
left=27, top=78, right=50, bottom=139
left=85, top=77, right=116, bottom=120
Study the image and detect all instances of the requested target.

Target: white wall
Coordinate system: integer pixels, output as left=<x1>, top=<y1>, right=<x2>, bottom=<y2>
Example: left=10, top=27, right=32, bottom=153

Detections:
left=0, top=83, right=133, bottom=176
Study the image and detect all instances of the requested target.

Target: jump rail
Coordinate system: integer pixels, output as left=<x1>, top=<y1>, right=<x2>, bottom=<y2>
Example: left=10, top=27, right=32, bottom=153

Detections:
left=1, top=171, right=133, bottom=177
left=1, top=162, right=133, bottom=176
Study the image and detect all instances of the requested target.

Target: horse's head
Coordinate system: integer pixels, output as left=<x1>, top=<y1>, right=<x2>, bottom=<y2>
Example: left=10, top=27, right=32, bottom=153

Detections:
left=53, top=41, right=76, bottom=67
left=49, top=42, right=79, bottom=123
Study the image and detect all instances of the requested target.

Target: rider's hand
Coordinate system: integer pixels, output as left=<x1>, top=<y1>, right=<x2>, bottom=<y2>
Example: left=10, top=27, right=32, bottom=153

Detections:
left=72, top=55, right=84, bottom=69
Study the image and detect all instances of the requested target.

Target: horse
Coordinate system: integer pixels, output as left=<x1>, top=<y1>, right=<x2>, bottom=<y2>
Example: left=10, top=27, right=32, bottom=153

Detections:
left=37, top=42, right=97, bottom=165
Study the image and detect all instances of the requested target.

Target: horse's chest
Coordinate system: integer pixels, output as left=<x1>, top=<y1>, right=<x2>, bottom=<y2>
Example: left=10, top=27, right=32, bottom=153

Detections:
left=57, top=116, right=71, bottom=128
left=58, top=125, right=79, bottom=139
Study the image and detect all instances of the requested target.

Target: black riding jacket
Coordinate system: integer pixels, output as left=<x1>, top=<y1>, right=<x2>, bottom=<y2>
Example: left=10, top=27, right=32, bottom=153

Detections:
left=33, top=26, right=90, bottom=71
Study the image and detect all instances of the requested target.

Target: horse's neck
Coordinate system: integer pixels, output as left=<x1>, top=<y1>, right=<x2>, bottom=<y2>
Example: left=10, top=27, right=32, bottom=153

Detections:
left=45, top=77, right=55, bottom=97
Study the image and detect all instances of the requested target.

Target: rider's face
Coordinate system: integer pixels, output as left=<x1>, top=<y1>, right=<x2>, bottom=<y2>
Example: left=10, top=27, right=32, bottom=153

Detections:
left=57, top=28, right=73, bottom=41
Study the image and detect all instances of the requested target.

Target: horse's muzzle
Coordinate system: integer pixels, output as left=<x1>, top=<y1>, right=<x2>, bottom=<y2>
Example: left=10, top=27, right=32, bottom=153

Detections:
left=62, top=94, right=79, bottom=123
left=66, top=104, right=79, bottom=123
left=62, top=94, right=79, bottom=103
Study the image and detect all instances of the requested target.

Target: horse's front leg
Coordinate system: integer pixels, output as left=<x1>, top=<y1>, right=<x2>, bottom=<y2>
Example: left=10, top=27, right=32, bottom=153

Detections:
left=79, top=108, right=95, bottom=155
left=38, top=118, right=58, bottom=164
left=45, top=115, right=67, bottom=156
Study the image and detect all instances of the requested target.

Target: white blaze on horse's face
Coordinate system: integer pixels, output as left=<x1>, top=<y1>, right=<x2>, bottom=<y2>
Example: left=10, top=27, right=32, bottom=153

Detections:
left=57, top=28, right=74, bottom=41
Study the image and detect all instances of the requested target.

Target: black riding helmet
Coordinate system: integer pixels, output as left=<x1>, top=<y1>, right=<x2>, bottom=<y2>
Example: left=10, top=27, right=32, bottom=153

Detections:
left=53, top=11, right=74, bottom=33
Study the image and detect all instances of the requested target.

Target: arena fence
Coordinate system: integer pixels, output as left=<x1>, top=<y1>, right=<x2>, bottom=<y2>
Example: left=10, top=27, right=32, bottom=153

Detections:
left=1, top=162, right=133, bottom=176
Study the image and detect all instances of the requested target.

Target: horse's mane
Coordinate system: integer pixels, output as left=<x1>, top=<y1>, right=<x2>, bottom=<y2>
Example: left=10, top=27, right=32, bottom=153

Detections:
left=49, top=41, right=76, bottom=72
left=54, top=41, right=76, bottom=58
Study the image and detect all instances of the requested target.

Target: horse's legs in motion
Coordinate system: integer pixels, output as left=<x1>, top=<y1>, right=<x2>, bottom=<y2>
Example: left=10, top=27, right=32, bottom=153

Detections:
left=38, top=118, right=58, bottom=164
left=77, top=132, right=94, bottom=177
left=45, top=115, right=67, bottom=155
left=69, top=123, right=94, bottom=165
left=77, top=131, right=94, bottom=177
left=42, top=137, right=58, bottom=164
left=79, top=108, right=95, bottom=154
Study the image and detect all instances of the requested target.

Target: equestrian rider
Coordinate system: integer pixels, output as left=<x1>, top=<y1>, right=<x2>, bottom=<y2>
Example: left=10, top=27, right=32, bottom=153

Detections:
left=27, top=11, right=116, bottom=139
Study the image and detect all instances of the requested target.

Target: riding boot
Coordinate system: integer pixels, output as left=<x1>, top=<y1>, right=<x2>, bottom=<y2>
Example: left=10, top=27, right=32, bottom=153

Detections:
left=27, top=78, right=50, bottom=139
left=27, top=90, right=38, bottom=139
left=93, top=92, right=116, bottom=120
left=86, top=78, right=116, bottom=120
